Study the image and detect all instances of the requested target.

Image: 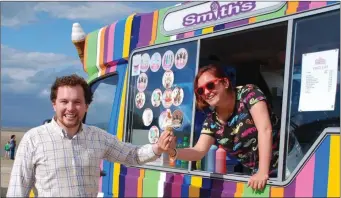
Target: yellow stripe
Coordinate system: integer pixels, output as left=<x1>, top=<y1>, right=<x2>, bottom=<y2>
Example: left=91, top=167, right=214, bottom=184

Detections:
left=202, top=26, right=214, bottom=34
left=113, top=163, right=121, bottom=197
left=29, top=189, right=34, bottom=197
left=327, top=135, right=340, bottom=197
left=191, top=175, right=202, bottom=188
left=234, top=182, right=244, bottom=197
left=123, top=14, right=135, bottom=58
left=113, top=67, right=129, bottom=196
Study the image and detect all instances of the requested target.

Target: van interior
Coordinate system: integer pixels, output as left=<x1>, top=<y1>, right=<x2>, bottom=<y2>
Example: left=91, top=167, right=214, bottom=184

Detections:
left=194, top=22, right=289, bottom=175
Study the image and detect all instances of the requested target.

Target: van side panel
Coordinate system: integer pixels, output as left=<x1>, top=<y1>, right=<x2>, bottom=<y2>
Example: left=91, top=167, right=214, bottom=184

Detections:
left=113, top=134, right=339, bottom=197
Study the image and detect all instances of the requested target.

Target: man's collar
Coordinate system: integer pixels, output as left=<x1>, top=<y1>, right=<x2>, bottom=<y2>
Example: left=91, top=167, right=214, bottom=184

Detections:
left=51, top=117, right=84, bottom=139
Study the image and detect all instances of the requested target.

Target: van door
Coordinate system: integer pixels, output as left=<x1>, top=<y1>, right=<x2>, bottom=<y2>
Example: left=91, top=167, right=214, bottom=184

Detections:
left=85, top=73, right=119, bottom=197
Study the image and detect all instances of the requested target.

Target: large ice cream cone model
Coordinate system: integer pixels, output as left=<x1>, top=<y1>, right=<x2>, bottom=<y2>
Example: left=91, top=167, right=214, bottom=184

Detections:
left=71, top=23, right=86, bottom=66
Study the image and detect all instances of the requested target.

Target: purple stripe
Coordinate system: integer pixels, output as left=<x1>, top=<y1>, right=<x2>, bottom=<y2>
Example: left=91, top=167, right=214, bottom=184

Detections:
left=297, top=1, right=311, bottom=12
left=176, top=33, right=185, bottom=40
left=164, top=173, right=174, bottom=197
left=211, top=180, right=237, bottom=197
left=225, top=19, right=249, bottom=29
left=284, top=179, right=296, bottom=197
left=103, top=26, right=110, bottom=65
left=137, top=13, right=154, bottom=47
left=124, top=167, right=139, bottom=197
left=165, top=172, right=174, bottom=182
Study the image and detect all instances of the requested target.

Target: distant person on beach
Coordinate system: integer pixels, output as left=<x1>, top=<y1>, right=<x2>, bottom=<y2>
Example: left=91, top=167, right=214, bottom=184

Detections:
left=4, top=141, right=10, bottom=159
left=9, top=135, right=16, bottom=160
left=7, top=74, right=175, bottom=197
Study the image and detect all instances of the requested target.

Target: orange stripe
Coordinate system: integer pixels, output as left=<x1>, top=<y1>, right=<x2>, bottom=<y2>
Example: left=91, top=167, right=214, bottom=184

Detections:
left=286, top=1, right=299, bottom=15
left=271, top=186, right=284, bottom=197
left=83, top=36, right=88, bottom=72
left=189, top=186, right=200, bottom=197
left=137, top=169, right=145, bottom=197
left=150, top=11, right=159, bottom=45
left=234, top=182, right=244, bottom=197
left=99, top=26, right=107, bottom=76
left=249, top=17, right=256, bottom=23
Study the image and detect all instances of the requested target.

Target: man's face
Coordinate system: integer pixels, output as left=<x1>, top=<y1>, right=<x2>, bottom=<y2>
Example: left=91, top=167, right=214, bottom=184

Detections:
left=52, top=85, right=88, bottom=131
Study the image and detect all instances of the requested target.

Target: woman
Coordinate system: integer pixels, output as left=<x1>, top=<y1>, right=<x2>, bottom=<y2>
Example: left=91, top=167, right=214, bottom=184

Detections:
left=167, top=64, right=280, bottom=190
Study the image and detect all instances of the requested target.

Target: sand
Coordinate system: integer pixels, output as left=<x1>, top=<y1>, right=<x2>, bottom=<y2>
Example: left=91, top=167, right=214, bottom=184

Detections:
left=1, top=130, right=26, bottom=197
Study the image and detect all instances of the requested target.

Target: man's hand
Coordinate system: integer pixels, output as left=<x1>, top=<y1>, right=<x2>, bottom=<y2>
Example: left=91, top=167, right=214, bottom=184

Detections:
left=152, top=130, right=175, bottom=155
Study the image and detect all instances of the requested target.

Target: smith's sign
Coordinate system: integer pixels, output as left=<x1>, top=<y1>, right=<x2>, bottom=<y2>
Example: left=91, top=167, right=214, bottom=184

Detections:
left=161, top=1, right=286, bottom=36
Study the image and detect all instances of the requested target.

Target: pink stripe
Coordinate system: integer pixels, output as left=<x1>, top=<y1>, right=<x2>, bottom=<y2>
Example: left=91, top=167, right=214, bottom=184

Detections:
left=184, top=31, right=194, bottom=38
left=106, top=22, right=117, bottom=63
left=98, top=160, right=103, bottom=192
left=295, top=154, right=315, bottom=197
left=109, top=65, right=118, bottom=73
left=309, top=2, right=327, bottom=9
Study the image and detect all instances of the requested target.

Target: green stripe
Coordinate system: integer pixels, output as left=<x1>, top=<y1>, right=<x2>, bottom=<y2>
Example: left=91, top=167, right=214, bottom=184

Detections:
left=142, top=169, right=160, bottom=197
left=255, top=4, right=287, bottom=22
left=155, top=7, right=171, bottom=44
left=85, top=30, right=99, bottom=78
left=243, top=184, right=270, bottom=197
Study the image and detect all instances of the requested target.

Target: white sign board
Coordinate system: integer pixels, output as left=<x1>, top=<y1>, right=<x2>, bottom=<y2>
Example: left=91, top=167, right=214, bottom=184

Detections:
left=298, top=49, right=339, bottom=112
left=162, top=1, right=286, bottom=35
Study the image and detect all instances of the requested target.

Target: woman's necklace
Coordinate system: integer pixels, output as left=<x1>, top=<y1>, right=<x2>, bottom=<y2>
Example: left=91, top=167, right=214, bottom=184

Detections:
left=216, top=110, right=233, bottom=125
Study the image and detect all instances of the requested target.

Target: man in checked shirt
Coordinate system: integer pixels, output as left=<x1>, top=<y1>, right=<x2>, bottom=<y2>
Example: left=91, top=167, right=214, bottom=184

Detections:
left=7, top=74, right=176, bottom=197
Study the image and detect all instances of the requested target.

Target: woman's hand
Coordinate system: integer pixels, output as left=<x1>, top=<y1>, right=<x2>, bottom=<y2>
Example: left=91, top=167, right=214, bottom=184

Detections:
left=247, top=171, right=269, bottom=191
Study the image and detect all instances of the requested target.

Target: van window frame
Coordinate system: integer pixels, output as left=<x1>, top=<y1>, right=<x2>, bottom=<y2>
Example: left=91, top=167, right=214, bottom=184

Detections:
left=123, top=4, right=340, bottom=185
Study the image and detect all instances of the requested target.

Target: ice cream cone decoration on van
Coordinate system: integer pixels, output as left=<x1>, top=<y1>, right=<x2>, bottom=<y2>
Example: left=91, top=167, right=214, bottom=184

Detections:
left=71, top=23, right=86, bottom=65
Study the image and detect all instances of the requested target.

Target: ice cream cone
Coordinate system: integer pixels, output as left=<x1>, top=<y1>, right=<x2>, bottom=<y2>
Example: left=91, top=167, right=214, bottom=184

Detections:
left=71, top=23, right=86, bottom=65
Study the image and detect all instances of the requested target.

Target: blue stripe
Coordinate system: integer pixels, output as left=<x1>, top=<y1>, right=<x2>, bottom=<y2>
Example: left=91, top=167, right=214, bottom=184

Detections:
left=194, top=29, right=202, bottom=36
left=181, top=175, right=191, bottom=197
left=327, top=1, right=339, bottom=5
left=313, top=135, right=330, bottom=197
left=130, top=15, right=141, bottom=52
left=113, top=19, right=126, bottom=61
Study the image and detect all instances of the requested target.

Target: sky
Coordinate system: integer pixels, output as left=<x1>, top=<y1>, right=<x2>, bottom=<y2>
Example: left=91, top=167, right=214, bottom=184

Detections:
left=1, top=1, right=177, bottom=128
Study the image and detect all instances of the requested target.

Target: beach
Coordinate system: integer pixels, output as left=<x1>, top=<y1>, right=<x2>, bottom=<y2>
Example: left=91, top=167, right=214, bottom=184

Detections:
left=1, top=130, right=26, bottom=197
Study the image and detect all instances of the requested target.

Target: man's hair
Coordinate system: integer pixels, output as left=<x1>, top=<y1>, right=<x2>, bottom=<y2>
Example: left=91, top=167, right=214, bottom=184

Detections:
left=50, top=74, right=93, bottom=105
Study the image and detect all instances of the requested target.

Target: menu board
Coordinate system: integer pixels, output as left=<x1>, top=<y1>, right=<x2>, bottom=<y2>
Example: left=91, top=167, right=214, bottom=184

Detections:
left=298, top=49, right=339, bottom=112
left=126, top=41, right=198, bottom=166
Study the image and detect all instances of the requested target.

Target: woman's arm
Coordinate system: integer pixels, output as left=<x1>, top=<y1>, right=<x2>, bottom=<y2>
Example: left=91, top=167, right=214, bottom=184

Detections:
left=249, top=101, right=272, bottom=175
left=169, top=134, right=215, bottom=161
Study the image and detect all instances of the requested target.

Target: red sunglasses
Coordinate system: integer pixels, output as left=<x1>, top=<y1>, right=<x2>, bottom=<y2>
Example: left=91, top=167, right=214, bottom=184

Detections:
left=195, top=78, right=223, bottom=96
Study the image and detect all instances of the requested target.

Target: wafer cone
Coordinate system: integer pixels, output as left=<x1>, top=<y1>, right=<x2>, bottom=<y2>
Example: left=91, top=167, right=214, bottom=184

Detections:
left=71, top=23, right=86, bottom=65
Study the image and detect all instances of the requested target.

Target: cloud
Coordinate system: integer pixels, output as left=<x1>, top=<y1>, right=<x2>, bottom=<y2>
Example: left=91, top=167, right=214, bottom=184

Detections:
left=0, top=2, right=38, bottom=27
left=1, top=2, right=176, bottom=28
left=1, top=44, right=80, bottom=70
left=34, top=2, right=143, bottom=23
left=1, top=44, right=86, bottom=94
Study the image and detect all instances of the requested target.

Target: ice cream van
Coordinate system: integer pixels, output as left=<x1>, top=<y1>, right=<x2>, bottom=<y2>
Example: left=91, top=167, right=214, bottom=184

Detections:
left=67, top=1, right=340, bottom=197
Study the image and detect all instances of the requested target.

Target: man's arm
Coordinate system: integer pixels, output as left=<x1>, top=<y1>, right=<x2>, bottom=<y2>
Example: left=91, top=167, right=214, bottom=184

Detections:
left=102, top=129, right=172, bottom=165
left=7, top=133, right=35, bottom=197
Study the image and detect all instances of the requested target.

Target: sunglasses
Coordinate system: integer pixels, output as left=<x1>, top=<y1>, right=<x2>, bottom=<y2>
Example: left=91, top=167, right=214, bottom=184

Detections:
left=196, top=78, right=223, bottom=96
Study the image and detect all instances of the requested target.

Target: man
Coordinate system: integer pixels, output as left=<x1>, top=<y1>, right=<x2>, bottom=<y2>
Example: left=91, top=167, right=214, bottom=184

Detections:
left=7, top=74, right=174, bottom=197
left=9, top=135, right=16, bottom=160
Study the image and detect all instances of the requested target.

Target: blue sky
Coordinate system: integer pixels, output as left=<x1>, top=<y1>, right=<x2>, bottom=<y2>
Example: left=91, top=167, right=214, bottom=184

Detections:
left=1, top=1, right=177, bottom=128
